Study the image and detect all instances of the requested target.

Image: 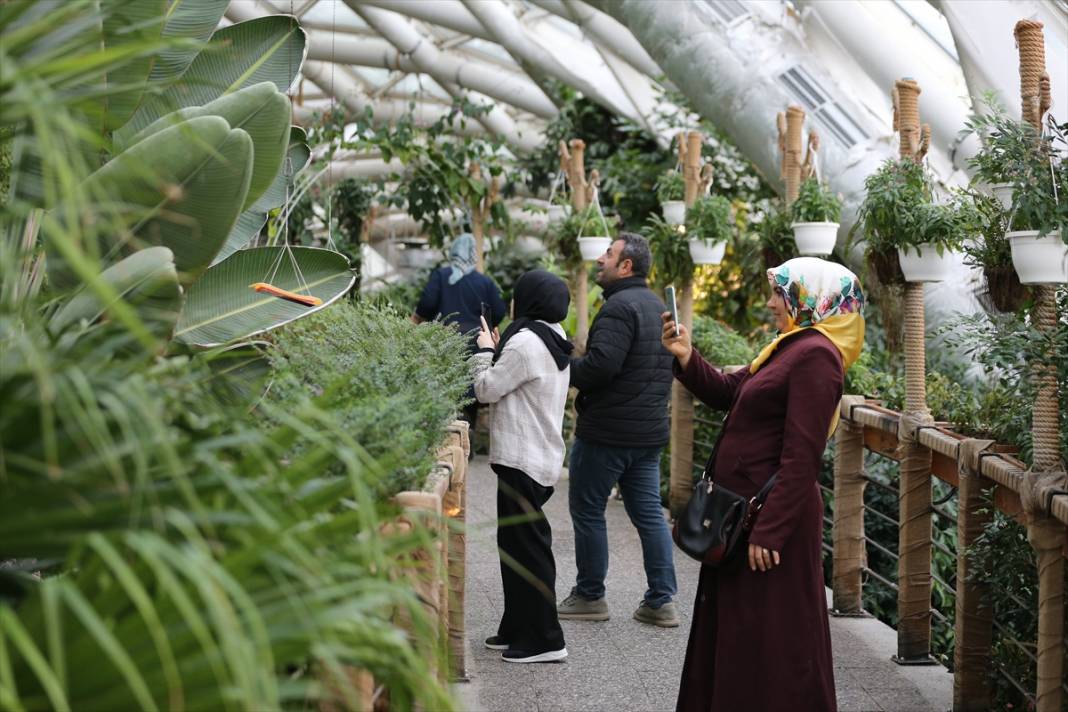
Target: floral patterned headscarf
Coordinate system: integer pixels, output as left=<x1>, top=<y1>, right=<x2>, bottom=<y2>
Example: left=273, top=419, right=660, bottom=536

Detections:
left=751, top=257, right=866, bottom=375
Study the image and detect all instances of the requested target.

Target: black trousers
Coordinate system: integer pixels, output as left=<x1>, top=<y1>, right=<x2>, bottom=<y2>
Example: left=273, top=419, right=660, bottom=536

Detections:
left=492, top=463, right=565, bottom=653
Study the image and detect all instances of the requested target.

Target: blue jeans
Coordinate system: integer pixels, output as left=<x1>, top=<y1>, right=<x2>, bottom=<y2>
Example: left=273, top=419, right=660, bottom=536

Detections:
left=568, top=438, right=678, bottom=608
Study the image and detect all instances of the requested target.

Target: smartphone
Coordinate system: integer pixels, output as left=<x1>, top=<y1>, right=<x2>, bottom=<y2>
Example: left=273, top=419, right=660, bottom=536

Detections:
left=665, top=286, right=679, bottom=337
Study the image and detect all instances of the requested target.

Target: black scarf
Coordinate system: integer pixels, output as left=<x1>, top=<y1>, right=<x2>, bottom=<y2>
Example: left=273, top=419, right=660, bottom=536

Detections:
left=493, top=269, right=573, bottom=370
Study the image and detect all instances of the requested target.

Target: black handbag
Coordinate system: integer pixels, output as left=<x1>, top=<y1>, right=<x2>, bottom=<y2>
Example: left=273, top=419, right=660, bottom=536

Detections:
left=671, top=412, right=778, bottom=566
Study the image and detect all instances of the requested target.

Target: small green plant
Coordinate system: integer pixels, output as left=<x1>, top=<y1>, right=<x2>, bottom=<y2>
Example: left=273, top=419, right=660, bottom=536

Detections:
left=791, top=177, right=842, bottom=223
left=655, top=169, right=685, bottom=203
left=645, top=214, right=693, bottom=285
left=959, top=190, right=1029, bottom=312
left=906, top=191, right=976, bottom=257
left=851, top=158, right=931, bottom=283
left=756, top=199, right=797, bottom=267
left=686, top=194, right=732, bottom=246
left=546, top=205, right=616, bottom=273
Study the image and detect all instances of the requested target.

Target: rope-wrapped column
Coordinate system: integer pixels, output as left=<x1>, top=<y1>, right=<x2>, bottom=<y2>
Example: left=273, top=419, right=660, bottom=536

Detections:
left=953, top=439, right=996, bottom=710
left=443, top=421, right=470, bottom=680
left=1015, top=20, right=1066, bottom=711
left=832, top=396, right=867, bottom=615
left=668, top=131, right=706, bottom=517
left=894, top=77, right=936, bottom=664
left=560, top=139, right=591, bottom=354
left=778, top=106, right=805, bottom=205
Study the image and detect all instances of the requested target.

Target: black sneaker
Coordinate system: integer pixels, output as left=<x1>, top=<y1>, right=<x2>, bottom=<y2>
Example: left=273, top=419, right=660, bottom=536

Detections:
left=502, top=647, right=568, bottom=663
left=484, top=635, right=509, bottom=650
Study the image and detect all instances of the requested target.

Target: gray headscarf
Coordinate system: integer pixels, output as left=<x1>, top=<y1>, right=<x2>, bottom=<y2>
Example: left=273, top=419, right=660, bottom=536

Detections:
left=447, top=233, right=478, bottom=285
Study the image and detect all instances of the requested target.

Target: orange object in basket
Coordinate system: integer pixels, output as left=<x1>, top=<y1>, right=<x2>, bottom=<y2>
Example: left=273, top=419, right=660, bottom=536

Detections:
left=250, top=282, right=322, bottom=307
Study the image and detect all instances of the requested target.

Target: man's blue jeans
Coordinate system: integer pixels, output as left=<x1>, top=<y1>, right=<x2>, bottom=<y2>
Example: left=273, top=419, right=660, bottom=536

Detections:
left=568, top=437, right=678, bottom=608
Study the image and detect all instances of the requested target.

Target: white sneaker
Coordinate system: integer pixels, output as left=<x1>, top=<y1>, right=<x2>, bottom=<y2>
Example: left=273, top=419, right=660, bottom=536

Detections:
left=502, top=647, right=568, bottom=663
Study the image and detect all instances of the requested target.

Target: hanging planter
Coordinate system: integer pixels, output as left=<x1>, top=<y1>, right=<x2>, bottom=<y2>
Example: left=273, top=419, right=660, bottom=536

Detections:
left=897, top=243, right=958, bottom=282
left=1008, top=230, right=1068, bottom=284
left=789, top=178, right=842, bottom=256
left=578, top=236, right=612, bottom=261
left=547, top=204, right=568, bottom=224
left=990, top=182, right=1014, bottom=211
left=660, top=200, right=686, bottom=225
left=688, top=239, right=725, bottom=265
left=791, top=222, right=839, bottom=256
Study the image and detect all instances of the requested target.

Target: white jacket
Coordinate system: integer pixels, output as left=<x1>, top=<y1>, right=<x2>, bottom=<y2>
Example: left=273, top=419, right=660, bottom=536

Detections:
left=470, top=323, right=569, bottom=487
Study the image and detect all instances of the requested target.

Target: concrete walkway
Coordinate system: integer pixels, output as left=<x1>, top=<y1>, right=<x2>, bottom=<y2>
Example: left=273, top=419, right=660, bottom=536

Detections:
left=455, top=456, right=952, bottom=712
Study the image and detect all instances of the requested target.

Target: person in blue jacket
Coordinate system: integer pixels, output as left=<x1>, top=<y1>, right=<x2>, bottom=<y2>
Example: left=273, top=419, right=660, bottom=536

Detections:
left=411, top=233, right=507, bottom=427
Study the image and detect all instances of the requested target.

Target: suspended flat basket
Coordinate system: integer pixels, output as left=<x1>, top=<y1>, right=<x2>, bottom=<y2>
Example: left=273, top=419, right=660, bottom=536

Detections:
left=897, top=243, right=959, bottom=283
left=868, top=249, right=906, bottom=287
left=1008, top=230, right=1068, bottom=284
left=578, top=236, right=612, bottom=262
left=661, top=200, right=686, bottom=225
left=791, top=222, right=839, bottom=256
left=688, top=239, right=726, bottom=265
left=979, top=265, right=1029, bottom=313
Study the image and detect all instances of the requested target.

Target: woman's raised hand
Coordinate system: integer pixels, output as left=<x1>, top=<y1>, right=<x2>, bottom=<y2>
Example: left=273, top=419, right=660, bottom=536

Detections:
left=477, top=315, right=498, bottom=350
left=661, top=311, right=692, bottom=369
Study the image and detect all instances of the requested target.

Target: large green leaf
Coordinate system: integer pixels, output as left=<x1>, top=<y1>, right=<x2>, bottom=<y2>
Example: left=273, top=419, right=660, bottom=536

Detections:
left=212, top=126, right=310, bottom=265
left=94, top=0, right=168, bottom=132
left=118, top=15, right=306, bottom=142
left=175, top=246, right=354, bottom=346
left=50, top=246, right=181, bottom=339
left=118, top=82, right=291, bottom=209
left=50, top=115, right=254, bottom=288
left=149, top=0, right=229, bottom=85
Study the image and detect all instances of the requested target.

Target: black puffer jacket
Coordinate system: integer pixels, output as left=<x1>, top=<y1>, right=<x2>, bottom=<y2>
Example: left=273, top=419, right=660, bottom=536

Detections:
left=570, top=276, right=673, bottom=448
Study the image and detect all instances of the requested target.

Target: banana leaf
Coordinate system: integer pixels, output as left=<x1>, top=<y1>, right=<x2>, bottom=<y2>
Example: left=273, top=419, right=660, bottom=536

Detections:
left=118, top=15, right=306, bottom=142
left=149, top=0, right=229, bottom=85
left=175, top=246, right=354, bottom=346
left=117, top=82, right=291, bottom=209
left=213, top=126, right=310, bottom=265
left=50, top=246, right=181, bottom=340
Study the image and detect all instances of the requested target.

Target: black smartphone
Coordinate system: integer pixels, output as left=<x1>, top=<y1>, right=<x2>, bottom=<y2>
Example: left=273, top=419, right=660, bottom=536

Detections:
left=665, top=286, right=679, bottom=336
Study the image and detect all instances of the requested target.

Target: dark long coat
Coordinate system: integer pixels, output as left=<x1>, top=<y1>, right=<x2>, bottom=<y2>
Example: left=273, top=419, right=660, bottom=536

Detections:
left=674, top=329, right=842, bottom=712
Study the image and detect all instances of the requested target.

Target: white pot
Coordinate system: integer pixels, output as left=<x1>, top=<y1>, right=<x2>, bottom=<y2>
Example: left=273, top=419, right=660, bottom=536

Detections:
left=791, top=222, right=839, bottom=256
left=578, top=236, right=612, bottom=262
left=896, top=243, right=958, bottom=283
left=1008, top=230, right=1068, bottom=284
left=661, top=200, right=686, bottom=225
left=688, top=239, right=726, bottom=265
left=990, top=183, right=1014, bottom=211
left=547, top=205, right=568, bottom=224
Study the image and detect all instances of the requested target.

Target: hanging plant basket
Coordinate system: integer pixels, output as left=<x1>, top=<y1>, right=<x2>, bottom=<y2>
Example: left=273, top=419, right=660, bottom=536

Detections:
left=688, top=239, right=725, bottom=265
left=990, top=182, right=1014, bottom=211
left=897, top=243, right=959, bottom=283
left=547, top=205, right=568, bottom=224
left=980, top=264, right=1029, bottom=313
left=791, top=222, right=839, bottom=256
left=661, top=200, right=686, bottom=225
left=1008, top=230, right=1068, bottom=284
left=578, top=236, right=612, bottom=262
left=868, top=249, right=906, bottom=287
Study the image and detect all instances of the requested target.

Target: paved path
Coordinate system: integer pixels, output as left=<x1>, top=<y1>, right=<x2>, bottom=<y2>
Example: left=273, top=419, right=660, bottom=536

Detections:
left=455, top=456, right=952, bottom=712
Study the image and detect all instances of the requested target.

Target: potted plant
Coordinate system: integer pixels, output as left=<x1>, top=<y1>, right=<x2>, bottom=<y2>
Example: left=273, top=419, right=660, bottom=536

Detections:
left=657, top=170, right=686, bottom=225
left=960, top=190, right=1029, bottom=313
left=757, top=199, right=797, bottom=270
left=646, top=214, right=693, bottom=285
left=897, top=192, right=971, bottom=282
left=547, top=190, right=570, bottom=224
left=1004, top=128, right=1067, bottom=284
left=685, top=194, right=732, bottom=264
left=964, top=96, right=1030, bottom=210
left=851, top=158, right=930, bottom=286
left=576, top=205, right=616, bottom=262
left=790, top=177, right=841, bottom=255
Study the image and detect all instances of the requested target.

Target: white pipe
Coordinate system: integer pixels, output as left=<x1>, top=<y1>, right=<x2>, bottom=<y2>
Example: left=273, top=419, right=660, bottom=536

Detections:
left=345, top=2, right=559, bottom=119
left=358, top=0, right=492, bottom=41
left=460, top=0, right=639, bottom=124
left=540, top=0, right=663, bottom=79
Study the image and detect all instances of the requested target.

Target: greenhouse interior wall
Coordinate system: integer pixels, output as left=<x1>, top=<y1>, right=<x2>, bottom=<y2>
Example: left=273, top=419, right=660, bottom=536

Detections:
left=2, top=0, right=1067, bottom=711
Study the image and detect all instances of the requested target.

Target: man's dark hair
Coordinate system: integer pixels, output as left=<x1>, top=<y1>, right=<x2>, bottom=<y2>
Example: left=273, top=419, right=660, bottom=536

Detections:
left=617, top=232, right=652, bottom=277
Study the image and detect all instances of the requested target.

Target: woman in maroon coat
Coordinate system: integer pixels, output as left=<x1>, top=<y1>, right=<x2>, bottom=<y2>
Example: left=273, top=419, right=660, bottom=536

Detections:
left=663, top=257, right=865, bottom=712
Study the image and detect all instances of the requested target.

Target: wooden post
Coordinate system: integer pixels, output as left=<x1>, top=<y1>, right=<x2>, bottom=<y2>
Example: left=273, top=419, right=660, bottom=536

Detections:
left=832, top=396, right=867, bottom=615
left=778, top=106, right=806, bottom=204
left=1013, top=20, right=1066, bottom=712
left=442, top=421, right=470, bottom=681
left=559, top=139, right=596, bottom=354
left=667, top=131, right=711, bottom=517
left=468, top=163, right=499, bottom=273
left=953, top=438, right=996, bottom=710
left=893, top=77, right=936, bottom=665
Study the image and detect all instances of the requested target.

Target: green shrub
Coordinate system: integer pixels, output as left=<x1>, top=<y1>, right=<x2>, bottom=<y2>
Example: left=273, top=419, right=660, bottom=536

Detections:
left=646, top=214, right=693, bottom=286
left=852, top=158, right=931, bottom=256
left=268, top=301, right=472, bottom=496
left=655, top=170, right=685, bottom=203
left=691, top=315, right=757, bottom=366
left=686, top=194, right=732, bottom=246
left=757, top=199, right=797, bottom=266
left=791, top=177, right=841, bottom=223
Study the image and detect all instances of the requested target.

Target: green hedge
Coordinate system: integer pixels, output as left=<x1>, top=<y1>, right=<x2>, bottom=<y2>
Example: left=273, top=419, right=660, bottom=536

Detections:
left=268, top=301, right=472, bottom=496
